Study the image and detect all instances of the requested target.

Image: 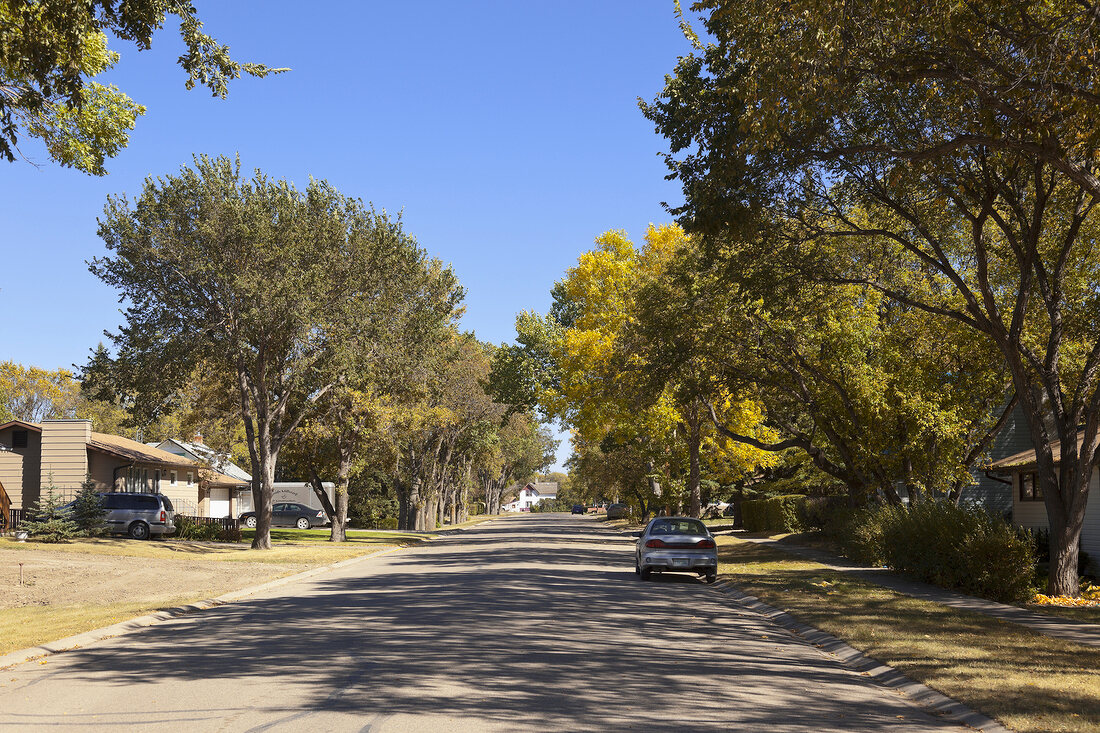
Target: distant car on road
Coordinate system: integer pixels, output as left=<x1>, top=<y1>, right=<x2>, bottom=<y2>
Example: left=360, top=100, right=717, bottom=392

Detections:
left=571, top=504, right=586, bottom=515
left=606, top=503, right=631, bottom=520
left=635, top=516, right=718, bottom=583
left=239, top=502, right=328, bottom=530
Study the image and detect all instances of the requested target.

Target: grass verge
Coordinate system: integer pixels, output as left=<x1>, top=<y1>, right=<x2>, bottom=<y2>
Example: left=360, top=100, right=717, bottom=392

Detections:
left=0, top=536, right=407, bottom=564
left=240, top=528, right=428, bottom=548
left=717, top=536, right=1100, bottom=733
left=780, top=530, right=1100, bottom=625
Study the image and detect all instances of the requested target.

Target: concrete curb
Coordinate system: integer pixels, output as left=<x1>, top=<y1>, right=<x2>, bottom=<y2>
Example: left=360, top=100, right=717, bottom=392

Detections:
left=0, top=544, right=407, bottom=671
left=711, top=580, right=1010, bottom=732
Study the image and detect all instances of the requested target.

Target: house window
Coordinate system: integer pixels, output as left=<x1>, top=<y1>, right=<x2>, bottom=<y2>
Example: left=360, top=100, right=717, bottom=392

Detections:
left=1020, top=472, right=1044, bottom=502
left=12, top=430, right=28, bottom=449
left=187, top=472, right=194, bottom=486
left=170, top=470, right=177, bottom=486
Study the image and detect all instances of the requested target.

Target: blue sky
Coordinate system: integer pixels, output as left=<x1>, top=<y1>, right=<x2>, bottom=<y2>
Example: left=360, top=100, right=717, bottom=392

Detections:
left=0, top=1, right=692, bottom=470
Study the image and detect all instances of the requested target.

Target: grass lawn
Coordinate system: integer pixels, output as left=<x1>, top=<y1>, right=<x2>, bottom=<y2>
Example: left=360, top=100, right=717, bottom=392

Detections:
left=717, top=535, right=1100, bottom=733
left=778, top=530, right=1100, bottom=625
left=0, top=534, right=413, bottom=656
left=240, top=528, right=429, bottom=549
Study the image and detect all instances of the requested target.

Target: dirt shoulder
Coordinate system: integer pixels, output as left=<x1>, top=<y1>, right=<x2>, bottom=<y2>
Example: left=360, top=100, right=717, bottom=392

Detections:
left=0, top=537, right=397, bottom=656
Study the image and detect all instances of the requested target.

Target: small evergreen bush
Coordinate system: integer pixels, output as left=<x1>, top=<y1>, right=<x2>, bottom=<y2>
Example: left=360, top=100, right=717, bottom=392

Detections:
left=71, top=480, right=107, bottom=536
left=21, top=486, right=79, bottom=543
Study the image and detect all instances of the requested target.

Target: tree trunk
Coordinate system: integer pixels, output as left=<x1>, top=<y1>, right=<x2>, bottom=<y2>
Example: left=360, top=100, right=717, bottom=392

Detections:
left=329, top=448, right=351, bottom=543
left=250, top=422, right=277, bottom=550
left=687, top=412, right=702, bottom=518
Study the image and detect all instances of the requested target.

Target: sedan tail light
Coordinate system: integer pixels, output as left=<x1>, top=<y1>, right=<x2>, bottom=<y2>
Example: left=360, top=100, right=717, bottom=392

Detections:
left=696, top=539, right=716, bottom=549
left=645, top=539, right=666, bottom=548
left=316, top=510, right=324, bottom=518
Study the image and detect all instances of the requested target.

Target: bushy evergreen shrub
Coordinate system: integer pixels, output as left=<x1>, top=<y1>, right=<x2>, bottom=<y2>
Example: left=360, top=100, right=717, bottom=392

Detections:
left=21, top=487, right=79, bottom=543
left=71, top=480, right=107, bottom=536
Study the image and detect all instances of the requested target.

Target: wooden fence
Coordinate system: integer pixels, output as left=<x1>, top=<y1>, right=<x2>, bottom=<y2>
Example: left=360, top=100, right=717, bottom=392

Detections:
left=176, top=515, right=240, bottom=531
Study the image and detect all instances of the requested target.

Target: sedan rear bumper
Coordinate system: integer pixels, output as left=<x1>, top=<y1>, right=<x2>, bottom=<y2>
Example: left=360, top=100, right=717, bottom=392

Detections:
left=640, top=550, right=717, bottom=573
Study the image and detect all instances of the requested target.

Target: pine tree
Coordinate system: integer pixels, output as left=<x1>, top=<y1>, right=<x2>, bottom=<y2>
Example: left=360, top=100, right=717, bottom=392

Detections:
left=21, top=483, right=79, bottom=543
left=71, top=478, right=107, bottom=537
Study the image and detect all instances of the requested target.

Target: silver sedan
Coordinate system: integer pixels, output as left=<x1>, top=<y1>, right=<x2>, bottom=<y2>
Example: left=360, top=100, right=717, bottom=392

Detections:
left=635, top=517, right=718, bottom=583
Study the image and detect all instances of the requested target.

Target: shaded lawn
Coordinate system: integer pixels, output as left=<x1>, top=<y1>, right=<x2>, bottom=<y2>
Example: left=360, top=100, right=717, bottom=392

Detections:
left=717, top=536, right=1100, bottom=733
left=778, top=530, right=1100, bottom=625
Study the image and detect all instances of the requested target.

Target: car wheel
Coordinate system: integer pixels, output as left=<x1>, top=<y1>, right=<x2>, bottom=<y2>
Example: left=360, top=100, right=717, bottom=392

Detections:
left=706, top=572, right=717, bottom=584
left=296, top=517, right=310, bottom=530
left=635, top=559, right=641, bottom=576
left=640, top=568, right=652, bottom=581
left=128, top=521, right=150, bottom=540
left=244, top=516, right=257, bottom=529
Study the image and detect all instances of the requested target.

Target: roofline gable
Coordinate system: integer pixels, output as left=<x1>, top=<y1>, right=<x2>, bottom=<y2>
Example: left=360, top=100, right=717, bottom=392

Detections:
left=0, top=419, right=42, bottom=433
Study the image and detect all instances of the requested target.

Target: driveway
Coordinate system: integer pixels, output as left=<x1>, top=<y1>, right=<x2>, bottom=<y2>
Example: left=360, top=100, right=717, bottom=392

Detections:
left=0, top=514, right=970, bottom=731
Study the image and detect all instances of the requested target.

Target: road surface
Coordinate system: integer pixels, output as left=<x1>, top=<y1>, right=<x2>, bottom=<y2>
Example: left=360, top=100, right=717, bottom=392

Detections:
left=0, top=514, right=972, bottom=731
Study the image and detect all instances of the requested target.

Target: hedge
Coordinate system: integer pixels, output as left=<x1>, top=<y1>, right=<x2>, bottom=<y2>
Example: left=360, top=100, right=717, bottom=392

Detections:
left=741, top=495, right=808, bottom=533
left=837, top=501, right=1036, bottom=603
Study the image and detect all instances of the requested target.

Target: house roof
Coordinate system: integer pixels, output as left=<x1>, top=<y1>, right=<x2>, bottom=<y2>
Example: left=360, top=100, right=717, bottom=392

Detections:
left=152, top=438, right=253, bottom=482
left=87, top=433, right=246, bottom=486
left=0, top=419, right=42, bottom=433
left=990, top=429, right=1089, bottom=471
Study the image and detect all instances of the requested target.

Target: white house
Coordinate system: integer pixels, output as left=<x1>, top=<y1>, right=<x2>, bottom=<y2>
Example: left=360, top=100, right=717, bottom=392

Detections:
left=991, top=431, right=1100, bottom=573
left=502, top=481, right=558, bottom=512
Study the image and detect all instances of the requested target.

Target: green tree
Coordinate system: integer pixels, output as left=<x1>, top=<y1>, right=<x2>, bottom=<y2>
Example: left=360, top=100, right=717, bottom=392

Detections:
left=647, top=1, right=1100, bottom=595
left=0, top=0, right=285, bottom=174
left=21, top=482, right=78, bottom=542
left=71, top=478, right=107, bottom=536
left=89, top=155, right=462, bottom=549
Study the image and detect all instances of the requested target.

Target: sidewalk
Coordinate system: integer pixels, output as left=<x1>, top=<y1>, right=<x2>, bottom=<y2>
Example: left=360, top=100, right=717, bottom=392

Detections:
left=744, top=536, right=1100, bottom=649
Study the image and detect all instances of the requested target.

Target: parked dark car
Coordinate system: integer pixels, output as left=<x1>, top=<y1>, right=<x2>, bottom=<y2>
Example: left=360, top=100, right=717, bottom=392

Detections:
left=63, top=492, right=176, bottom=540
left=239, top=502, right=328, bottom=530
left=571, top=504, right=586, bottom=515
left=606, top=503, right=631, bottom=520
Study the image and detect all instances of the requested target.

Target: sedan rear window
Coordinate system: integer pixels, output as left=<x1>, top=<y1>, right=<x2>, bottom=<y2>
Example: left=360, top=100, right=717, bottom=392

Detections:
left=649, top=519, right=708, bottom=536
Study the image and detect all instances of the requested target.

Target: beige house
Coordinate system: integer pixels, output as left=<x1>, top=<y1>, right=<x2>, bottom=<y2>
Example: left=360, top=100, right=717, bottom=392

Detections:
left=0, top=419, right=244, bottom=517
left=991, top=431, right=1100, bottom=573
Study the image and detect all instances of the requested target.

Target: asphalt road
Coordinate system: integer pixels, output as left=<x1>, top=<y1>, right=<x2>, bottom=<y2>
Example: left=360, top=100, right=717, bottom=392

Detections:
left=0, top=514, right=972, bottom=731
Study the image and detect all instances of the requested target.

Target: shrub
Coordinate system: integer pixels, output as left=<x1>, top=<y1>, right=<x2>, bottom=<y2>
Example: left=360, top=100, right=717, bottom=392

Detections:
left=839, top=501, right=1036, bottom=603
left=21, top=487, right=79, bottom=543
left=175, top=516, right=241, bottom=542
left=799, top=495, right=849, bottom=531
left=742, top=499, right=767, bottom=532
left=71, top=480, right=107, bottom=536
left=742, top=495, right=808, bottom=533
left=174, top=515, right=221, bottom=541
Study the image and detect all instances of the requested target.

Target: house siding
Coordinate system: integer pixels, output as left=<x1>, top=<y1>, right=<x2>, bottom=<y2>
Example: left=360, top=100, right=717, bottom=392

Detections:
left=0, top=451, right=24, bottom=509
left=0, top=424, right=41, bottom=508
left=965, top=403, right=1033, bottom=515
left=1011, top=472, right=1100, bottom=573
left=39, top=420, right=91, bottom=493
